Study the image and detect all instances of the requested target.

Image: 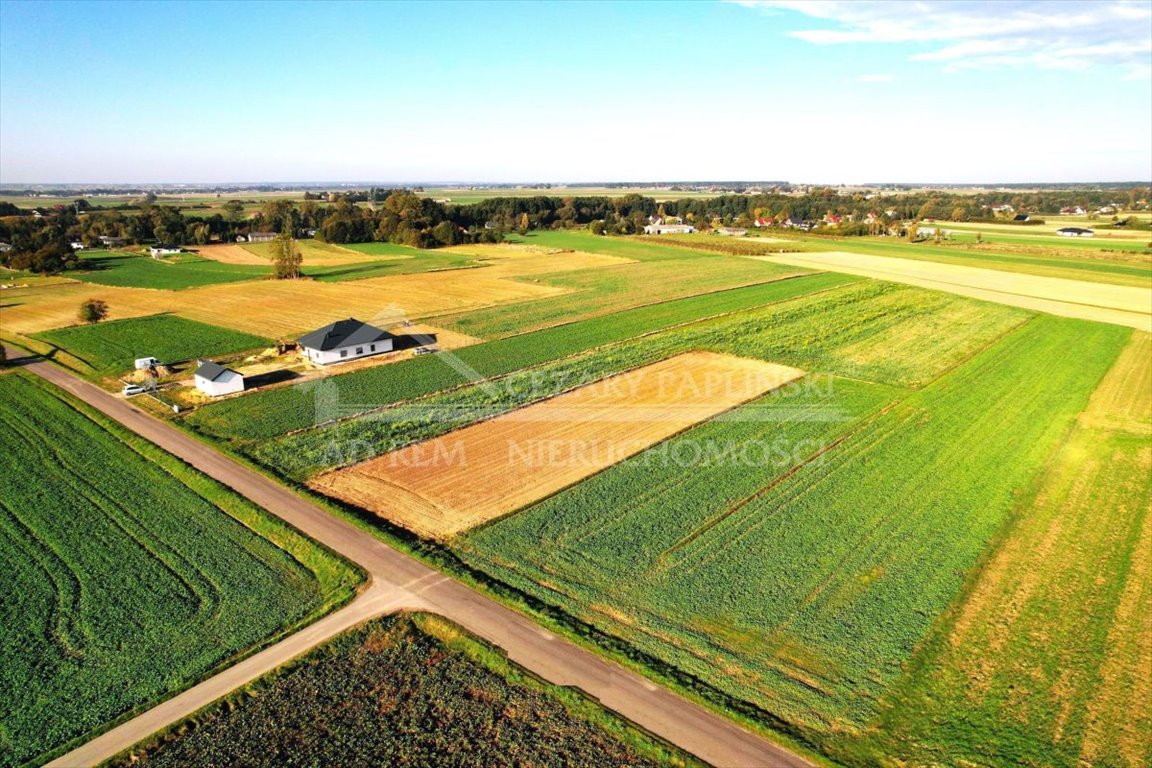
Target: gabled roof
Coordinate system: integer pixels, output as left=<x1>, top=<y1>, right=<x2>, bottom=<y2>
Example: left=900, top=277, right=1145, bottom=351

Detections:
left=195, top=360, right=241, bottom=381
left=297, top=318, right=394, bottom=351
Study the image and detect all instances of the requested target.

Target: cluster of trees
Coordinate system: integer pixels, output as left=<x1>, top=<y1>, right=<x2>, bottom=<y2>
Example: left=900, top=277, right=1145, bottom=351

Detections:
left=3, top=185, right=1148, bottom=275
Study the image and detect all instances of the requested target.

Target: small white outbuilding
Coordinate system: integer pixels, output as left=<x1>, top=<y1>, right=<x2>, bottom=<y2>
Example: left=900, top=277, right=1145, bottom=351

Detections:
left=193, top=360, right=245, bottom=397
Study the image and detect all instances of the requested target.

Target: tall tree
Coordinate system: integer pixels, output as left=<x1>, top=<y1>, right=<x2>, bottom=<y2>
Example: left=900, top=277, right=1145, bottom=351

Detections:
left=270, top=233, right=302, bottom=279
left=78, top=298, right=109, bottom=324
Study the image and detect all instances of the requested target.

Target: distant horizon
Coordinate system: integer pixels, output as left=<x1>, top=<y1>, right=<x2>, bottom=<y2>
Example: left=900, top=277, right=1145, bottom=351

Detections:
left=2, top=179, right=1150, bottom=190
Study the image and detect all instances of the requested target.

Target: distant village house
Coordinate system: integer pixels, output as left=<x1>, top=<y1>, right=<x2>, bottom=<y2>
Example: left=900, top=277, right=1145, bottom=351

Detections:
left=643, top=217, right=696, bottom=235
left=149, top=244, right=182, bottom=257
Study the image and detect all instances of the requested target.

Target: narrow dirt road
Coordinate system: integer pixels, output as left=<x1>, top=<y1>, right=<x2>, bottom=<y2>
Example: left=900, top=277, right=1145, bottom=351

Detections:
left=13, top=350, right=811, bottom=768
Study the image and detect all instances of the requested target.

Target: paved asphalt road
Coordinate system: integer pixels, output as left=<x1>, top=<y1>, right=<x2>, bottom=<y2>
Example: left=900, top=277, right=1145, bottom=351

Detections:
left=15, top=350, right=812, bottom=768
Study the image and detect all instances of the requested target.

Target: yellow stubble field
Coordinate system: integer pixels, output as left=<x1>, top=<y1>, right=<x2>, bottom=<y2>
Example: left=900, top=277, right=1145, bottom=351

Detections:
left=311, top=351, right=805, bottom=539
left=0, top=271, right=567, bottom=339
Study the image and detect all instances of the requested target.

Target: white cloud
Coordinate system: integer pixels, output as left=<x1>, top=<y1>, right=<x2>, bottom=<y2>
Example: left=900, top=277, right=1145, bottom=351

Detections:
left=737, top=0, right=1152, bottom=77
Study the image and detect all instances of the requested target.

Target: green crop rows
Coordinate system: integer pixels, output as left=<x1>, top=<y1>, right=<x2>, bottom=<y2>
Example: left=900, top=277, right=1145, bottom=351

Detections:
left=458, top=316, right=1129, bottom=752
left=0, top=371, right=359, bottom=767
left=35, top=314, right=270, bottom=374
left=253, top=280, right=1025, bottom=480
left=185, top=272, right=855, bottom=442
left=119, top=614, right=697, bottom=768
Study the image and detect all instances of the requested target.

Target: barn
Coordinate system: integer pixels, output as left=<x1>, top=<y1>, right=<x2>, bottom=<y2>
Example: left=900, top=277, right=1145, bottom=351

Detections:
left=193, top=360, right=245, bottom=397
left=1056, top=227, right=1095, bottom=237
left=298, top=317, right=395, bottom=365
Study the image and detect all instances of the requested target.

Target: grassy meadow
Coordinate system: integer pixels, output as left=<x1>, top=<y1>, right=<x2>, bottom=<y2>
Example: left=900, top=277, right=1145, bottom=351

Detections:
left=0, top=371, right=360, bottom=767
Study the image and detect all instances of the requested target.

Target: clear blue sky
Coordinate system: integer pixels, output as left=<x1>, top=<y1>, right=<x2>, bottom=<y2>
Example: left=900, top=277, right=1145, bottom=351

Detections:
left=1, top=0, right=1149, bottom=184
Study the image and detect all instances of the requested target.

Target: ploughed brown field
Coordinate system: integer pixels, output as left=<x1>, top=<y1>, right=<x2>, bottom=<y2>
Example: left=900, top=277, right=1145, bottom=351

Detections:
left=311, top=351, right=805, bottom=539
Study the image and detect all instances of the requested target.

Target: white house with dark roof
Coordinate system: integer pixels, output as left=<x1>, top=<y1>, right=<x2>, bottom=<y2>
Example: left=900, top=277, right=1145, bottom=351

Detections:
left=149, top=244, right=182, bottom=257
left=298, top=318, right=395, bottom=365
left=643, top=217, right=696, bottom=235
left=194, top=360, right=245, bottom=396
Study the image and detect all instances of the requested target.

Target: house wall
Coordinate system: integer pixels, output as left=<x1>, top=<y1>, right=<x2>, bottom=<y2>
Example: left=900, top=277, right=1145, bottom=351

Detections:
left=195, top=371, right=244, bottom=396
left=305, top=338, right=393, bottom=365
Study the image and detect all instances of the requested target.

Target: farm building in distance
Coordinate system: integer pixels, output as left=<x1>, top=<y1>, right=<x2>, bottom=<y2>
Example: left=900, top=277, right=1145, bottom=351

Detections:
left=247, top=232, right=278, bottom=243
left=1057, top=227, right=1095, bottom=237
left=298, top=317, right=395, bottom=365
left=149, top=244, right=182, bottom=257
left=643, top=218, right=696, bottom=235
left=715, top=227, right=747, bottom=236
left=194, top=360, right=245, bottom=396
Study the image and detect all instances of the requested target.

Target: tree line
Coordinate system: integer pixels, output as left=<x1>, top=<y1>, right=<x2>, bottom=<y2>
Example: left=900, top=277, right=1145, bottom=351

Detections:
left=1, top=186, right=1147, bottom=274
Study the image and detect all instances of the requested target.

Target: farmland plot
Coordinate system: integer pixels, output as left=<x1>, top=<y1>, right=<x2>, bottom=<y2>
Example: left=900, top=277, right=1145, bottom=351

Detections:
left=458, top=317, right=1129, bottom=746
left=434, top=255, right=803, bottom=338
left=754, top=250, right=1152, bottom=330
left=187, top=273, right=853, bottom=442
left=0, top=268, right=564, bottom=339
left=249, top=280, right=1026, bottom=479
left=35, top=314, right=269, bottom=374
left=862, top=331, right=1151, bottom=768
left=70, top=250, right=271, bottom=289
left=0, top=372, right=358, bottom=767
left=312, top=352, right=804, bottom=538
left=118, top=614, right=695, bottom=768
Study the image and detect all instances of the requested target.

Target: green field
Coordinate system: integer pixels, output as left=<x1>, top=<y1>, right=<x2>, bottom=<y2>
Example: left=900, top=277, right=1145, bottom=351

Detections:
left=0, top=371, right=360, bottom=767
left=457, top=315, right=1128, bottom=753
left=258, top=280, right=1026, bottom=480
left=118, top=613, right=697, bottom=768
left=71, top=250, right=270, bottom=289
left=35, top=314, right=270, bottom=374
left=859, top=331, right=1151, bottom=767
left=307, top=251, right=479, bottom=281
left=185, top=273, right=856, bottom=442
